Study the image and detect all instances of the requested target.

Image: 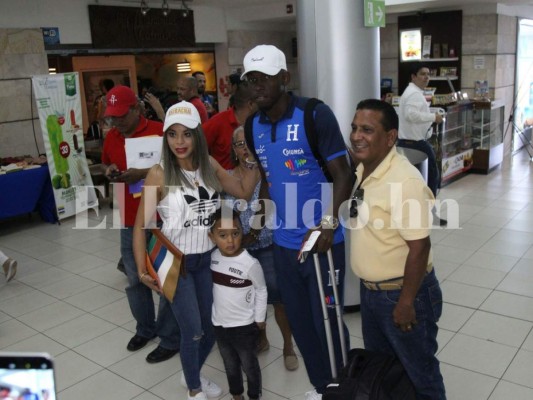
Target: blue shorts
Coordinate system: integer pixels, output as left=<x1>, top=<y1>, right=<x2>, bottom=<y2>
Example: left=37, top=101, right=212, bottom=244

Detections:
left=248, top=246, right=281, bottom=304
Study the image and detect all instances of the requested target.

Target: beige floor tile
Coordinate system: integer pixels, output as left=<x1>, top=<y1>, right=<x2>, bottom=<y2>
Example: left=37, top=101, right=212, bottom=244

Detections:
left=502, top=349, right=533, bottom=389
left=73, top=327, right=137, bottom=367
left=440, top=363, right=498, bottom=400
left=438, top=333, right=518, bottom=378
left=459, top=310, right=533, bottom=347
left=17, top=301, right=85, bottom=331
left=63, top=284, right=124, bottom=312
left=54, top=350, right=102, bottom=392
left=489, top=380, right=533, bottom=400
left=480, top=291, right=533, bottom=322
left=44, top=314, right=116, bottom=349
left=58, top=369, right=144, bottom=400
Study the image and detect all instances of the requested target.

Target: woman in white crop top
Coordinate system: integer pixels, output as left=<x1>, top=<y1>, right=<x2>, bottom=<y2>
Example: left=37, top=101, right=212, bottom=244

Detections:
left=133, top=101, right=256, bottom=400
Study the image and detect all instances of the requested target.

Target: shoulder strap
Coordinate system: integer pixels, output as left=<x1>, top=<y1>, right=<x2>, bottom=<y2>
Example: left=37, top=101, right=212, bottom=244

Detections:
left=244, top=112, right=259, bottom=162
left=304, top=97, right=356, bottom=185
left=304, top=98, right=334, bottom=182
left=304, top=97, right=324, bottom=161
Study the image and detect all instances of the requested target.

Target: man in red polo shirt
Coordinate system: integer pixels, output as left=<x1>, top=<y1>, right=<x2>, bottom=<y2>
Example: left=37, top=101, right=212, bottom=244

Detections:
left=202, top=82, right=256, bottom=170
left=101, top=85, right=180, bottom=363
left=177, top=76, right=209, bottom=123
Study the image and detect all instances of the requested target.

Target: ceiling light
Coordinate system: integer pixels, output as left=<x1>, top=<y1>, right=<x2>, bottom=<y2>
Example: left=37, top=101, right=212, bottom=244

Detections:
left=177, top=60, right=191, bottom=73
left=162, top=0, right=170, bottom=16
left=140, top=0, right=150, bottom=16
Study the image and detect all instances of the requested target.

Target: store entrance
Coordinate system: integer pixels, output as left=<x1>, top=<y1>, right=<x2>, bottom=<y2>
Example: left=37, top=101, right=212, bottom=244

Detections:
left=48, top=50, right=217, bottom=136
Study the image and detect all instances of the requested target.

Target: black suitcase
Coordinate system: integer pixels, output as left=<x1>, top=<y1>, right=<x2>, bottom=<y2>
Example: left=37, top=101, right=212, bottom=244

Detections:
left=323, top=348, right=416, bottom=400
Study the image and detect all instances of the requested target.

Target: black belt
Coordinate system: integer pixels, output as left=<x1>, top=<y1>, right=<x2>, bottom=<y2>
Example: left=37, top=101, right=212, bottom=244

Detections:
left=398, top=139, right=423, bottom=145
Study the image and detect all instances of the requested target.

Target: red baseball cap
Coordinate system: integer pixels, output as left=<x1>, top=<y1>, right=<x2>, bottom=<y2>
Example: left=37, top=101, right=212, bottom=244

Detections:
left=104, top=86, right=138, bottom=117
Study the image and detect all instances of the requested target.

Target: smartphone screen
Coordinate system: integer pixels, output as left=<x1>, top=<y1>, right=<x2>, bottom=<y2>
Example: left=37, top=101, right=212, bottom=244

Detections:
left=0, top=352, right=56, bottom=400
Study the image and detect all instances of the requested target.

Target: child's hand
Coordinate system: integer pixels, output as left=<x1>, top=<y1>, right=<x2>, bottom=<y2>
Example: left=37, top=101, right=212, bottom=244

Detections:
left=256, top=321, right=266, bottom=330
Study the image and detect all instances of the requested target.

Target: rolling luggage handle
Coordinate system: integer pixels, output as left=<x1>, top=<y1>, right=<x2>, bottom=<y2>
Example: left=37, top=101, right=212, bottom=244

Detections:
left=313, top=250, right=348, bottom=380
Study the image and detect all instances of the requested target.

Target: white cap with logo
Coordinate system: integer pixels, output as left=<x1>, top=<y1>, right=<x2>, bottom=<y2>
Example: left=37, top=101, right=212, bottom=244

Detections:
left=241, top=45, right=287, bottom=79
left=163, top=101, right=201, bottom=131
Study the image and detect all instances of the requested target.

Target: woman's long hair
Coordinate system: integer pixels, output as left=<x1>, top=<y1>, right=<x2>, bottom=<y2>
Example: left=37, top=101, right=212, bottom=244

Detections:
left=161, top=124, right=222, bottom=196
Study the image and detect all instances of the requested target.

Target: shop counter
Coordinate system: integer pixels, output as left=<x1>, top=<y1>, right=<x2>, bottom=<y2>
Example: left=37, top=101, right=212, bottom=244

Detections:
left=0, top=164, right=58, bottom=223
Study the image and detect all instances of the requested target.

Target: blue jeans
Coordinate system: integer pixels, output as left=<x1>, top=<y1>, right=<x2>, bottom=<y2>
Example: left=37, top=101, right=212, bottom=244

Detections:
left=214, top=323, right=261, bottom=399
left=360, top=269, right=446, bottom=400
left=120, top=227, right=180, bottom=350
left=273, top=242, right=350, bottom=394
left=170, top=250, right=216, bottom=391
left=249, top=246, right=281, bottom=304
left=397, top=139, right=440, bottom=196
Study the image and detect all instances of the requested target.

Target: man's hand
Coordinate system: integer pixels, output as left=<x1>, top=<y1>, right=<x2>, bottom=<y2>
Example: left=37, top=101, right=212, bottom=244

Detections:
left=144, top=93, right=165, bottom=121
left=256, top=321, right=266, bottom=330
left=302, top=226, right=334, bottom=253
left=105, top=164, right=122, bottom=181
left=118, top=168, right=146, bottom=185
left=204, top=101, right=215, bottom=114
left=435, top=113, right=444, bottom=124
left=393, top=300, right=417, bottom=333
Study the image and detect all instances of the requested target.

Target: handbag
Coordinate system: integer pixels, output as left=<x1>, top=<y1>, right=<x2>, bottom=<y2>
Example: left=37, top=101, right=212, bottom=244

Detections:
left=145, top=228, right=186, bottom=302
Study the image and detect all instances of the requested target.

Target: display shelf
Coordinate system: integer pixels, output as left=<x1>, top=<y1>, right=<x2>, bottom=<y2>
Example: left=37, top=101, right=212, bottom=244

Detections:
left=403, top=57, right=459, bottom=62
left=430, top=76, right=458, bottom=81
left=442, top=137, right=462, bottom=146
left=398, top=10, right=463, bottom=94
left=431, top=102, right=473, bottom=185
left=471, top=100, right=504, bottom=173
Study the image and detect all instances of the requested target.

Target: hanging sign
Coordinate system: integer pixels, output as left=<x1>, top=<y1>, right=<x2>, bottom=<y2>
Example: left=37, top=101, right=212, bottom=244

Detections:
left=364, top=0, right=386, bottom=28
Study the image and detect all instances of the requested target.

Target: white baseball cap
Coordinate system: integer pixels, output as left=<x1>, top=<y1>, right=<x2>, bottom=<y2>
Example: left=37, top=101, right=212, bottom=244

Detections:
left=241, top=45, right=287, bottom=79
left=163, top=101, right=201, bottom=131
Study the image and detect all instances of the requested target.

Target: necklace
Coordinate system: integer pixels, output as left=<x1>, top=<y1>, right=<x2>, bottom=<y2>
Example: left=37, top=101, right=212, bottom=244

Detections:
left=183, top=169, right=199, bottom=187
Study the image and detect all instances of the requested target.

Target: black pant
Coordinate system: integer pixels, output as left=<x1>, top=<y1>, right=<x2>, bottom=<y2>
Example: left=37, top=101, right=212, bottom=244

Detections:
left=214, top=323, right=261, bottom=399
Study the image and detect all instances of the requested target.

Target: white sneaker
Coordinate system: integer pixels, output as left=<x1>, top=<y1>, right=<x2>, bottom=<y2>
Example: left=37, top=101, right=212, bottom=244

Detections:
left=304, top=390, right=322, bottom=400
left=180, top=372, right=223, bottom=398
left=187, top=392, right=208, bottom=400
left=2, top=258, right=17, bottom=282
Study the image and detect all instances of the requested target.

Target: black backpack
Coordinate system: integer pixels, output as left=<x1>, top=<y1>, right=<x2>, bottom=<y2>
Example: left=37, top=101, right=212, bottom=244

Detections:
left=323, top=348, right=417, bottom=400
left=244, top=97, right=355, bottom=183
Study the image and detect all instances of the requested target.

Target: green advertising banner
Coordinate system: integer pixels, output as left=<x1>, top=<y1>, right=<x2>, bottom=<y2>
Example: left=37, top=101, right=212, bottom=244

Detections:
left=32, top=73, right=99, bottom=220
left=364, top=0, right=386, bottom=28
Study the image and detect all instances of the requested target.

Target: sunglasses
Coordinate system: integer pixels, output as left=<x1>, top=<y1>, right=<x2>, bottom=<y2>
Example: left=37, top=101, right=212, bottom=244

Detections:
left=233, top=140, right=246, bottom=149
left=350, top=189, right=365, bottom=218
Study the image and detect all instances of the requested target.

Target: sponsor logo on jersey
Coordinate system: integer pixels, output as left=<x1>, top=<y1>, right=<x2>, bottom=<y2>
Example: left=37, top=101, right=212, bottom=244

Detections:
left=285, top=159, right=307, bottom=171
left=282, top=148, right=304, bottom=156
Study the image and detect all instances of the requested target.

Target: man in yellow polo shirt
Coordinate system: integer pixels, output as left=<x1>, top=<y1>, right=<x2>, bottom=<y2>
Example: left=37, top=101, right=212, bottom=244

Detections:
left=347, top=99, right=445, bottom=399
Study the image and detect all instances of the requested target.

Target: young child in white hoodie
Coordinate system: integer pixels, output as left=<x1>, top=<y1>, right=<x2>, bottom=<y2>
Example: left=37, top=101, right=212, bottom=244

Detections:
left=209, top=207, right=267, bottom=400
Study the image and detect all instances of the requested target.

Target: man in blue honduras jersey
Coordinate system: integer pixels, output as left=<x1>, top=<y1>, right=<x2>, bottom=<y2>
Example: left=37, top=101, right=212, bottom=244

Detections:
left=241, top=45, right=352, bottom=400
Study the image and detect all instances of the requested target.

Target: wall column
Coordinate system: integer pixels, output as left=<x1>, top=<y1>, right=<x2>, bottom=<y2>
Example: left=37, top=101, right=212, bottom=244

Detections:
left=297, top=0, right=381, bottom=310
left=297, top=0, right=380, bottom=140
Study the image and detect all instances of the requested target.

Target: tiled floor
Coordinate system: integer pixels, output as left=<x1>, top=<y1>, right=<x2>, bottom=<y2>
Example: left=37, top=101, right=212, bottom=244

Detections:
left=1, top=149, right=533, bottom=400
